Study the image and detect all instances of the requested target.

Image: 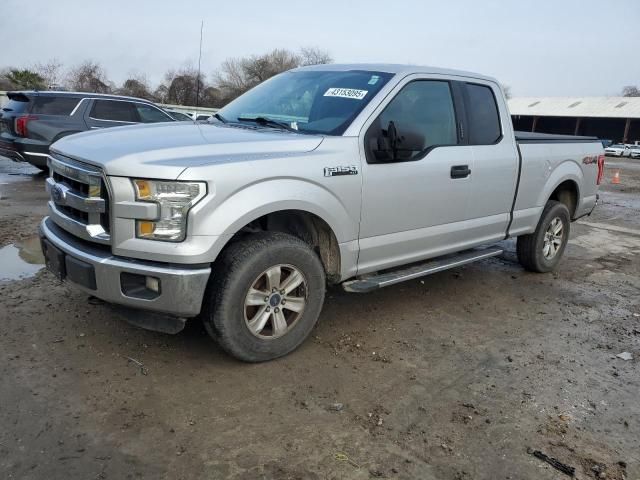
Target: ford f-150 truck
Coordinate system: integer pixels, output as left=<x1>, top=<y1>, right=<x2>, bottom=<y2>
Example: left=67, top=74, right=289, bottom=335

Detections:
left=39, top=64, right=605, bottom=361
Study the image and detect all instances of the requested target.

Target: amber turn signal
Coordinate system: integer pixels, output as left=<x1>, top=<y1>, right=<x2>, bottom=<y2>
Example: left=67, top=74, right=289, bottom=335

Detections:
left=137, top=221, right=155, bottom=236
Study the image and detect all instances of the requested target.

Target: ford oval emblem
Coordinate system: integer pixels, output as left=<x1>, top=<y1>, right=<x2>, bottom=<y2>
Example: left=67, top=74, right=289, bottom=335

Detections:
left=52, top=184, right=67, bottom=204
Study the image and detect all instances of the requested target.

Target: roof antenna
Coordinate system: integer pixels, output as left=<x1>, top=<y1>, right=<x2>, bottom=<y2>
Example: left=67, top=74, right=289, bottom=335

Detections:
left=195, top=19, right=204, bottom=113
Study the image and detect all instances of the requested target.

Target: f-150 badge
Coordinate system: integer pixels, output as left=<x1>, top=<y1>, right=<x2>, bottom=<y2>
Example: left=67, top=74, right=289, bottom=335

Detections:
left=324, top=166, right=358, bottom=177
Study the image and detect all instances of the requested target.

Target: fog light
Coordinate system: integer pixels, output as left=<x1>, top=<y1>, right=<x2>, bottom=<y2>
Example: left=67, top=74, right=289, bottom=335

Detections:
left=145, top=276, right=160, bottom=293
left=120, top=273, right=161, bottom=300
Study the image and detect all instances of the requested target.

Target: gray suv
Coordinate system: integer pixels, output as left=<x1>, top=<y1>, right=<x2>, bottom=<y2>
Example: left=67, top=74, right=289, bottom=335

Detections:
left=0, top=91, right=176, bottom=170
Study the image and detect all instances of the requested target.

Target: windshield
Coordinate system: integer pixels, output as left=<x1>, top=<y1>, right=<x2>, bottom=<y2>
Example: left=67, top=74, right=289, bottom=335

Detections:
left=217, top=70, right=394, bottom=135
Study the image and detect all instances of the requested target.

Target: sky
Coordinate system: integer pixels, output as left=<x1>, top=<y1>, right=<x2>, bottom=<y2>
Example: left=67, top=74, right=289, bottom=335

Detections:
left=1, top=0, right=638, bottom=97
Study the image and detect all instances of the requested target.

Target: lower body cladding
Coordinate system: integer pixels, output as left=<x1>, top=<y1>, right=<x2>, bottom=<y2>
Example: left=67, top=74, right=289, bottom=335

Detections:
left=39, top=217, right=211, bottom=333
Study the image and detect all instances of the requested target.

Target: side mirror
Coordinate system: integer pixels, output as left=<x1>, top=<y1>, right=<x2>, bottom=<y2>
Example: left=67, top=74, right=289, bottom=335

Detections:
left=375, top=121, right=425, bottom=161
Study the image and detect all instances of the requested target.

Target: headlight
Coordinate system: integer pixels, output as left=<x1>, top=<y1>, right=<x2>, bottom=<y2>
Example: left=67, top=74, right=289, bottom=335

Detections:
left=133, top=179, right=206, bottom=242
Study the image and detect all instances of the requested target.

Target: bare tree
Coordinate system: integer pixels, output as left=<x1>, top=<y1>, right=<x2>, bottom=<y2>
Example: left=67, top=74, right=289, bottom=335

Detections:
left=34, top=59, right=64, bottom=89
left=241, top=49, right=300, bottom=84
left=214, top=47, right=332, bottom=104
left=160, top=66, right=206, bottom=106
left=154, top=67, right=221, bottom=107
left=502, top=84, right=512, bottom=100
left=621, top=85, right=640, bottom=97
left=153, top=84, right=169, bottom=103
left=214, top=58, right=252, bottom=101
left=201, top=86, right=223, bottom=108
left=67, top=61, right=111, bottom=93
left=299, top=47, right=333, bottom=66
left=118, top=73, right=154, bottom=100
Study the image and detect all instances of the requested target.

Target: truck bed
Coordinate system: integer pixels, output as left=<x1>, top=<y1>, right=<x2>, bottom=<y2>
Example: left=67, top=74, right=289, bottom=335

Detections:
left=515, top=131, right=600, bottom=144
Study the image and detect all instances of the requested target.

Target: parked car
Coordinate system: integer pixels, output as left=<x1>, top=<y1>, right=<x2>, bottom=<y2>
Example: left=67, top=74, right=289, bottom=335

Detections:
left=604, top=144, right=629, bottom=157
left=629, top=145, right=640, bottom=159
left=39, top=64, right=604, bottom=362
left=164, top=109, right=194, bottom=122
left=193, top=113, right=212, bottom=121
left=600, top=139, right=613, bottom=149
left=0, top=91, right=176, bottom=170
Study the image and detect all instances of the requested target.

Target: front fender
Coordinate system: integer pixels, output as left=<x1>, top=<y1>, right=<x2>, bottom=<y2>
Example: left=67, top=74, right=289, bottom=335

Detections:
left=191, top=178, right=358, bottom=244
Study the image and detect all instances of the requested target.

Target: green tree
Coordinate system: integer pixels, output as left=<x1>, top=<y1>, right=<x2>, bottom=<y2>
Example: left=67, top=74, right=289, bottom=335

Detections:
left=6, top=69, right=46, bottom=90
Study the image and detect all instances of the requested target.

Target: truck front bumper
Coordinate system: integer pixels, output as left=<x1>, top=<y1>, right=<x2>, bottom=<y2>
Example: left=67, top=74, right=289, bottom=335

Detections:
left=39, top=217, right=211, bottom=317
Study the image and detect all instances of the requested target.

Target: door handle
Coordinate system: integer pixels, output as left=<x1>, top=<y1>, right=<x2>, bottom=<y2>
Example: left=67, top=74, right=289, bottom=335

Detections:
left=450, top=165, right=471, bottom=179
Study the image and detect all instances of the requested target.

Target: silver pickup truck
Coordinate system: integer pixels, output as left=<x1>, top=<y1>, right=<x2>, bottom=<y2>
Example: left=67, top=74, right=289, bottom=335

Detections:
left=39, top=64, right=605, bottom=361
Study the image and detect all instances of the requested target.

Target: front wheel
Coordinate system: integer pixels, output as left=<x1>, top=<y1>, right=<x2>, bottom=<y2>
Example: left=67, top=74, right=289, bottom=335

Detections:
left=516, top=200, right=570, bottom=273
left=201, top=232, right=326, bottom=362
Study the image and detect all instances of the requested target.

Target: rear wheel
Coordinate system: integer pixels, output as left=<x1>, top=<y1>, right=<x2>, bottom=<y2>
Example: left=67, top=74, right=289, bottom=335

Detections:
left=201, top=232, right=326, bottom=362
left=516, top=200, right=570, bottom=273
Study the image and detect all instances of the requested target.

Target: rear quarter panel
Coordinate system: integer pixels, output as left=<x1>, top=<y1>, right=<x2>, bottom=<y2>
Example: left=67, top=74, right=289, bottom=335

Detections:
left=510, top=141, right=602, bottom=236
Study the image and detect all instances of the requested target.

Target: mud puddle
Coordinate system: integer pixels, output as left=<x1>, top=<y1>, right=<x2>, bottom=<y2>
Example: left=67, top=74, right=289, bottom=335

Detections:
left=0, top=156, right=42, bottom=176
left=599, top=190, right=640, bottom=209
left=0, top=236, right=45, bottom=281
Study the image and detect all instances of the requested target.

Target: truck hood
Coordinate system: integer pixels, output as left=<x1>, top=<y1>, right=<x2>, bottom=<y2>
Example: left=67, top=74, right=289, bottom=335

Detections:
left=50, top=122, right=324, bottom=179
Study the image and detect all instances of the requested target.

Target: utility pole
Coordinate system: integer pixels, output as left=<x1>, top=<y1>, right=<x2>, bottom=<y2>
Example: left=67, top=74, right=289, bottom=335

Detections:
left=195, top=20, right=204, bottom=112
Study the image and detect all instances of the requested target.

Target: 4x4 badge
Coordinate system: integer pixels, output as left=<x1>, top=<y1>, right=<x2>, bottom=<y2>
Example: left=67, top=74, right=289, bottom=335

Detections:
left=324, top=166, right=358, bottom=177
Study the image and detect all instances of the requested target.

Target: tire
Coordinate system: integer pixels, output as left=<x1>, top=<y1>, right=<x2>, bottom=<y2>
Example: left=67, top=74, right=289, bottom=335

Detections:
left=516, top=200, right=571, bottom=273
left=201, top=232, right=326, bottom=362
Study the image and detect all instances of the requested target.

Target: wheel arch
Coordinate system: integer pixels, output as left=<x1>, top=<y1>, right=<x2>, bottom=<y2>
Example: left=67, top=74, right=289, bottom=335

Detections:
left=549, top=179, right=579, bottom=219
left=538, top=161, right=583, bottom=219
left=198, top=178, right=358, bottom=283
left=224, top=209, right=343, bottom=283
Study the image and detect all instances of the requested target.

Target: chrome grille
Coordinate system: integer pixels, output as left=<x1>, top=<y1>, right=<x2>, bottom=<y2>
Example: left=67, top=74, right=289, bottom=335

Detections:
left=46, top=154, right=111, bottom=244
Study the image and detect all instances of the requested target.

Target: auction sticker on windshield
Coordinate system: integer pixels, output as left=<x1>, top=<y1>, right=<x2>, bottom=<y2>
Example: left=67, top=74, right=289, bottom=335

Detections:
left=323, top=88, right=368, bottom=100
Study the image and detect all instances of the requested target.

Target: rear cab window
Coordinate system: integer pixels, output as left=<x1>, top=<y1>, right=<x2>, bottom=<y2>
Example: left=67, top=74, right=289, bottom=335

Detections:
left=464, top=83, right=502, bottom=145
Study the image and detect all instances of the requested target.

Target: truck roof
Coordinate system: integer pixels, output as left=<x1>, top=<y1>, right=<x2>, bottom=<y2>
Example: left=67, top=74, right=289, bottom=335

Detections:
left=293, top=63, right=498, bottom=84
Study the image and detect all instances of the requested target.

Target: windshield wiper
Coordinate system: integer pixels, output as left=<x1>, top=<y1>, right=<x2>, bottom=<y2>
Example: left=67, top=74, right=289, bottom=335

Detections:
left=236, top=116, right=297, bottom=132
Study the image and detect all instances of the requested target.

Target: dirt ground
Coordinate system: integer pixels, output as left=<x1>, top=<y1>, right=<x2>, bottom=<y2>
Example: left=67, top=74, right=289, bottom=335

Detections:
left=0, top=156, right=638, bottom=480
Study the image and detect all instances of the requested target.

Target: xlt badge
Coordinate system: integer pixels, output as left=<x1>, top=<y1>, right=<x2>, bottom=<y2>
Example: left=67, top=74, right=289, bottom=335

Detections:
left=324, top=166, right=358, bottom=177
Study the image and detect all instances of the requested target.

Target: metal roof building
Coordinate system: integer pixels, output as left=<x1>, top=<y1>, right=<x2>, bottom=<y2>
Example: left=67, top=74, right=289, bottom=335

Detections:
left=509, top=97, right=640, bottom=143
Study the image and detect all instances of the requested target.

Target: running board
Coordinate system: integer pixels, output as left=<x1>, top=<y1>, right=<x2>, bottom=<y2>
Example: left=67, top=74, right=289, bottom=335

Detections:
left=342, top=247, right=503, bottom=293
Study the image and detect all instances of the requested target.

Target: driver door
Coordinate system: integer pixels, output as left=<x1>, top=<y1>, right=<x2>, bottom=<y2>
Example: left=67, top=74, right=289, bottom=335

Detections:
left=357, top=76, right=474, bottom=274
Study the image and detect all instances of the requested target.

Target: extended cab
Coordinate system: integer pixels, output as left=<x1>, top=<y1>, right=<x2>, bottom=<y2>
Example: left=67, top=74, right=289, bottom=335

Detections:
left=39, top=64, right=604, bottom=361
